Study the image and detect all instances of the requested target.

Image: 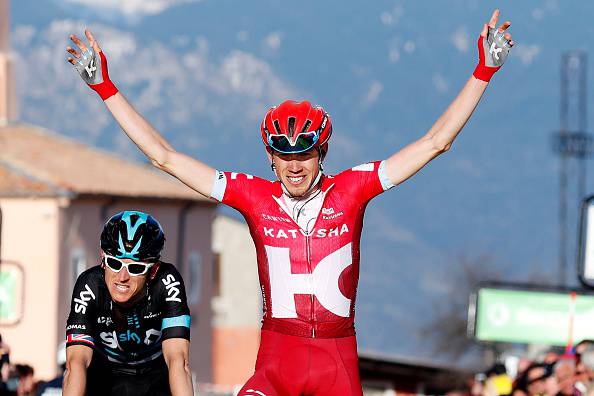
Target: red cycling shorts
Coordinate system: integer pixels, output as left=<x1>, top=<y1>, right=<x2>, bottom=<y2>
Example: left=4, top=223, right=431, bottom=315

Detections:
left=237, top=330, right=363, bottom=396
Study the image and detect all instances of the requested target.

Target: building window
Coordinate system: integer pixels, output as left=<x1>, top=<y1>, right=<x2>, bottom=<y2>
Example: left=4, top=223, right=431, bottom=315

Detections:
left=212, top=252, right=221, bottom=297
left=188, top=251, right=201, bottom=305
left=71, top=248, right=87, bottom=289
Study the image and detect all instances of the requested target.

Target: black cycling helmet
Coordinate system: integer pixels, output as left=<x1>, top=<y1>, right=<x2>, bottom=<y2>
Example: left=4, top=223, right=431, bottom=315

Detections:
left=100, top=211, right=165, bottom=262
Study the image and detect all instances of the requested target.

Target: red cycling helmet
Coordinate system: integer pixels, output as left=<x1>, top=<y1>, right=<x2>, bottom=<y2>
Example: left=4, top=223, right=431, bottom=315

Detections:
left=260, top=100, right=332, bottom=154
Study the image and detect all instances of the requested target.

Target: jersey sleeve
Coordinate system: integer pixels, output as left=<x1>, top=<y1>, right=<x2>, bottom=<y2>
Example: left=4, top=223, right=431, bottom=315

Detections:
left=337, top=160, right=395, bottom=204
left=156, top=264, right=191, bottom=341
left=210, top=170, right=272, bottom=214
left=66, top=269, right=99, bottom=349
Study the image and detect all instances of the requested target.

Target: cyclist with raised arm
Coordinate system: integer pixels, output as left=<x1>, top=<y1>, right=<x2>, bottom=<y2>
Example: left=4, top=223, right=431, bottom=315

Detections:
left=67, top=9, right=514, bottom=395
left=63, top=211, right=193, bottom=396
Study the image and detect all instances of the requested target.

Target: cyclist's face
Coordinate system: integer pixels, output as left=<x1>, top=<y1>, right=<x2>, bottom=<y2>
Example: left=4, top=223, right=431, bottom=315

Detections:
left=269, top=149, right=320, bottom=197
left=103, top=258, right=149, bottom=305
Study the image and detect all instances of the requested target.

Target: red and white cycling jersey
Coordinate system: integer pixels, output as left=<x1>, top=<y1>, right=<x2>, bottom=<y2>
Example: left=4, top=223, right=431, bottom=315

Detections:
left=211, top=161, right=394, bottom=338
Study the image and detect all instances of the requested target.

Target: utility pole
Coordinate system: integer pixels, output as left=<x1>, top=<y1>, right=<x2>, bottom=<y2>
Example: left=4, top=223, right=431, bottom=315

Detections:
left=553, top=51, right=593, bottom=286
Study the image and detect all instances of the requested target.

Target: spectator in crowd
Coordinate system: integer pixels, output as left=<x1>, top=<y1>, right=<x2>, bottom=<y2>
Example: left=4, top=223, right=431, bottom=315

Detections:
left=554, top=355, right=577, bottom=396
left=513, top=362, right=556, bottom=396
left=35, top=342, right=65, bottom=396
left=484, top=363, right=513, bottom=396
left=575, top=340, right=594, bottom=395
left=0, top=334, right=10, bottom=395
left=5, top=364, right=35, bottom=396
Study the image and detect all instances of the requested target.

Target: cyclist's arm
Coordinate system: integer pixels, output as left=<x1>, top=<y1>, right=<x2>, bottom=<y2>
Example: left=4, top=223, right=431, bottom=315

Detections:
left=163, top=338, right=193, bottom=396
left=68, top=31, right=216, bottom=198
left=384, top=10, right=512, bottom=186
left=104, top=93, right=216, bottom=198
left=63, top=345, right=93, bottom=396
left=384, top=76, right=487, bottom=186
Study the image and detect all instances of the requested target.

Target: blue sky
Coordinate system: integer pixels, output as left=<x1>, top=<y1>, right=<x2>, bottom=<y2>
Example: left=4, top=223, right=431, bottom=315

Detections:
left=10, top=0, right=594, bottom=360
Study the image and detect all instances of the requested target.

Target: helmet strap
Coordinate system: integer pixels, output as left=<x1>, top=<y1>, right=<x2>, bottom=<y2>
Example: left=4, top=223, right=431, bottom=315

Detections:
left=318, top=150, right=324, bottom=172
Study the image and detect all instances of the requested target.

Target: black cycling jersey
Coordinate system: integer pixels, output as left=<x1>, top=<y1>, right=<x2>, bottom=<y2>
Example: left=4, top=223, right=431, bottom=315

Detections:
left=66, top=263, right=190, bottom=367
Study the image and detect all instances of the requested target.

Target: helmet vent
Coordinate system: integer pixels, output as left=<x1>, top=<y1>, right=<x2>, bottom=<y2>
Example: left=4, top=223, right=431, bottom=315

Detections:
left=287, top=117, right=296, bottom=140
left=300, top=120, right=312, bottom=134
left=273, top=120, right=283, bottom=135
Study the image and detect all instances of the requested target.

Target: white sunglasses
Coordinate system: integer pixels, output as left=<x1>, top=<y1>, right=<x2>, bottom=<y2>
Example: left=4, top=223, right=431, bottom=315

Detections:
left=103, top=255, right=154, bottom=276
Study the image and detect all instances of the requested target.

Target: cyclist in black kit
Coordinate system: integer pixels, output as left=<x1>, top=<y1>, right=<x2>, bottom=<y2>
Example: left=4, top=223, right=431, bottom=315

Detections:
left=63, top=211, right=193, bottom=396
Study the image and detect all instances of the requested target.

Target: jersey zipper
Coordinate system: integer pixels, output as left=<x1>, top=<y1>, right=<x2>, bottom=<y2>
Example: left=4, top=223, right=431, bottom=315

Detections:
left=306, top=233, right=315, bottom=338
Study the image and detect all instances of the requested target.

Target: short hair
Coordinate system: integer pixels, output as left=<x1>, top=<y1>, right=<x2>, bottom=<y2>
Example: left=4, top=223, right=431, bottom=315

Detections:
left=576, top=339, right=594, bottom=353
left=514, top=362, right=554, bottom=391
left=14, top=364, right=34, bottom=377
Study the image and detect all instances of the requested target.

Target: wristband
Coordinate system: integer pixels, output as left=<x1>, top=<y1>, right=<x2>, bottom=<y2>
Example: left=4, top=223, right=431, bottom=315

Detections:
left=473, top=27, right=511, bottom=82
left=89, top=52, right=118, bottom=100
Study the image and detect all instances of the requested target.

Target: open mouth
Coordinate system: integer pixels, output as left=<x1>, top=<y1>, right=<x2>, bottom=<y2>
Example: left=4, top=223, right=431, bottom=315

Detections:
left=114, top=283, right=130, bottom=293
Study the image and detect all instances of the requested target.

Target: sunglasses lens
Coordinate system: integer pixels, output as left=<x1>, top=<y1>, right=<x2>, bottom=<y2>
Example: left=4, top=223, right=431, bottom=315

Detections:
left=269, top=132, right=318, bottom=153
left=269, top=135, right=292, bottom=152
left=293, top=133, right=317, bottom=152
left=105, top=257, right=123, bottom=271
left=127, top=263, right=148, bottom=275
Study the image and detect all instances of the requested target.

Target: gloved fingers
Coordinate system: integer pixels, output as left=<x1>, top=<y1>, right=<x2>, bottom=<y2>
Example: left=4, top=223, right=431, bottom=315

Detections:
left=85, top=29, right=102, bottom=53
left=480, top=23, right=488, bottom=38
left=503, top=33, right=514, bottom=47
left=498, top=21, right=511, bottom=33
left=69, top=34, right=88, bottom=53
left=487, top=9, right=500, bottom=29
left=66, top=46, right=80, bottom=59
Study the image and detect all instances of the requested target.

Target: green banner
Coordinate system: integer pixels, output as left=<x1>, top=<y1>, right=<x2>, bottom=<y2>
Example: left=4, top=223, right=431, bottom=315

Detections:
left=0, top=263, right=22, bottom=324
left=474, top=288, right=594, bottom=346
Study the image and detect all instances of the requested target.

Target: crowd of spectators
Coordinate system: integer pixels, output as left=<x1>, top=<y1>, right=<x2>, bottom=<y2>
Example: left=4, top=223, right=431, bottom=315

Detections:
left=0, top=333, right=64, bottom=396
left=459, top=340, right=594, bottom=396
left=3, top=328, right=594, bottom=395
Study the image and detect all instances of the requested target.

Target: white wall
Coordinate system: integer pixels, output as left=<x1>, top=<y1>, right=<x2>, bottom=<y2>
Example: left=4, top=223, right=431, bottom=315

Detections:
left=0, top=197, right=61, bottom=379
left=212, top=215, right=261, bottom=327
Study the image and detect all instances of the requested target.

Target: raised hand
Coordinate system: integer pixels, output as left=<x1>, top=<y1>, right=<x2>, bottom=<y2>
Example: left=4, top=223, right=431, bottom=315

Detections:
left=474, top=9, right=514, bottom=82
left=67, top=30, right=118, bottom=100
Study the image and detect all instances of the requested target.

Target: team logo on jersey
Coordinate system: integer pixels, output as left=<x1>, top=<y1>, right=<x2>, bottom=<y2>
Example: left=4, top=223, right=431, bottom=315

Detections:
left=263, top=224, right=349, bottom=239
left=100, top=328, right=161, bottom=349
left=74, top=284, right=96, bottom=314
left=144, top=311, right=161, bottom=319
left=100, top=330, right=141, bottom=347
left=119, top=330, right=141, bottom=344
left=66, top=324, right=86, bottom=331
left=144, top=329, right=162, bottom=345
left=262, top=213, right=292, bottom=223
left=265, top=243, right=353, bottom=318
left=162, top=274, right=182, bottom=302
left=97, top=316, right=114, bottom=326
left=322, top=208, right=344, bottom=220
